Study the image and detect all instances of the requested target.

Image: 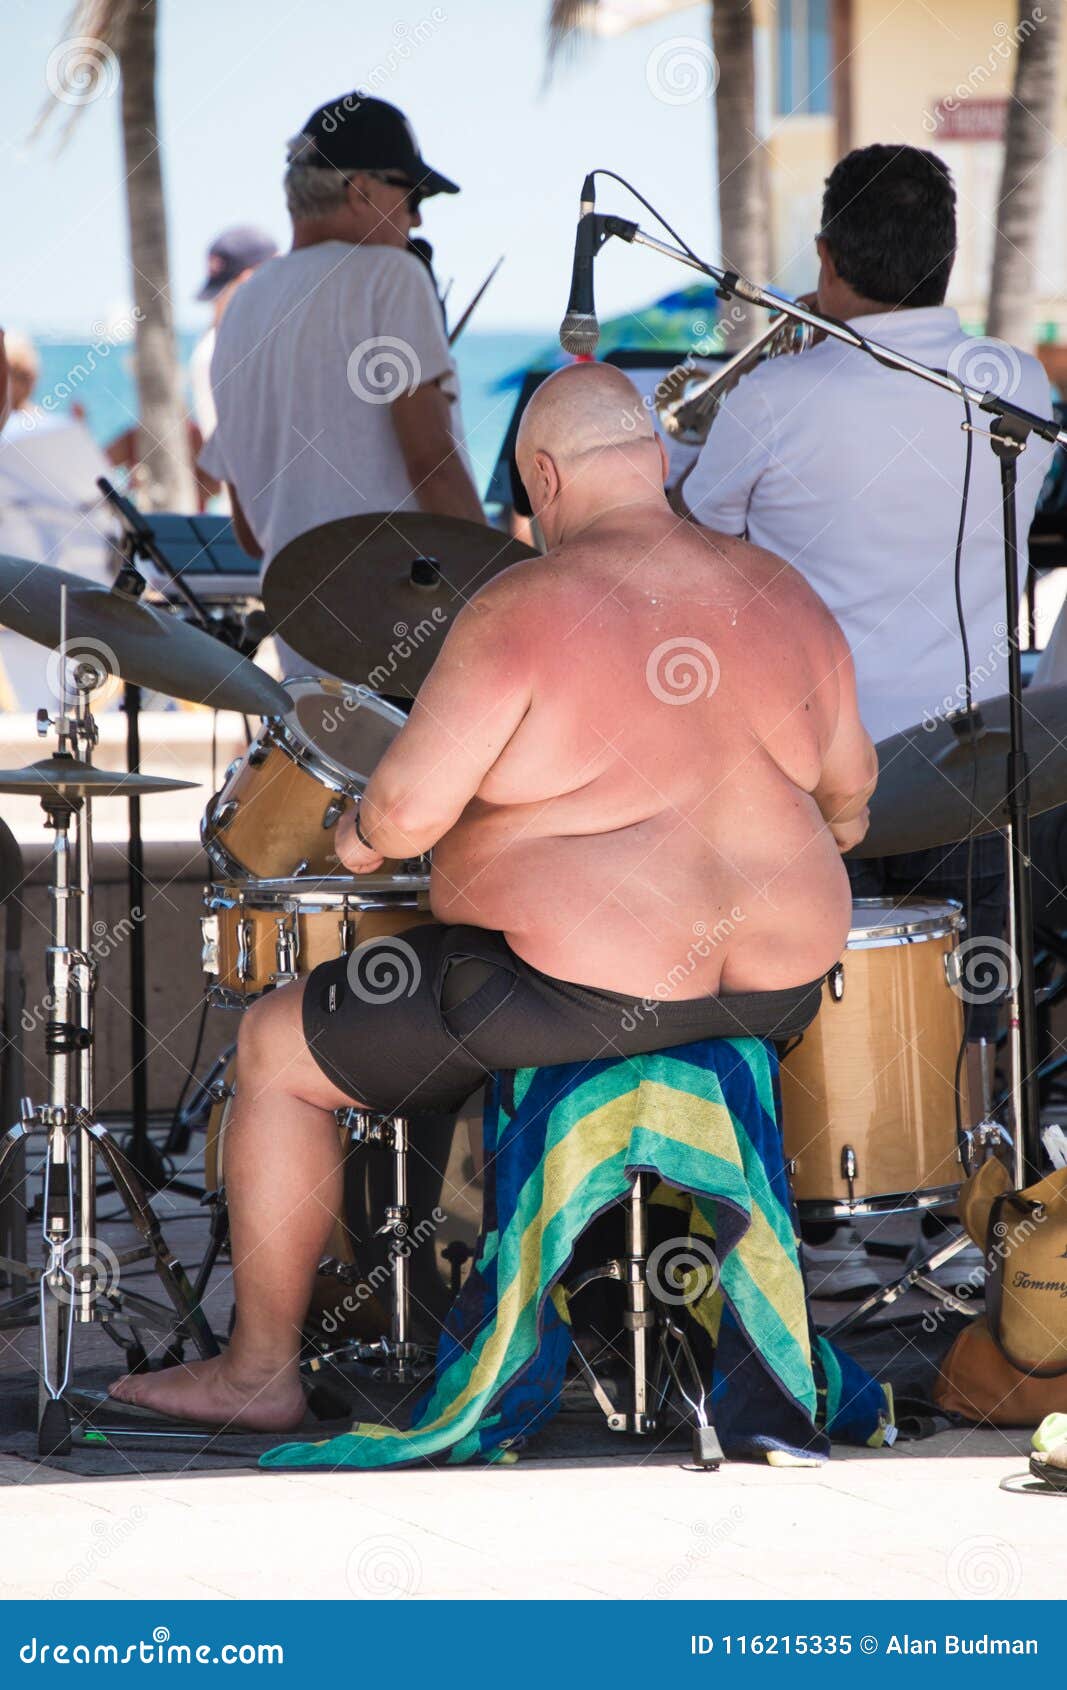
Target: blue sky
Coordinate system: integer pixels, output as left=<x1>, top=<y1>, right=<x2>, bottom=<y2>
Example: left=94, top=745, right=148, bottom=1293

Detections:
left=2, top=0, right=727, bottom=336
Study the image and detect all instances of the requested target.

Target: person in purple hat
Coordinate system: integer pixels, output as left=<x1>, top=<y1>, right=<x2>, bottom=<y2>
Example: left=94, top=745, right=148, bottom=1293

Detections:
left=197, top=93, right=483, bottom=674
left=190, top=226, right=279, bottom=441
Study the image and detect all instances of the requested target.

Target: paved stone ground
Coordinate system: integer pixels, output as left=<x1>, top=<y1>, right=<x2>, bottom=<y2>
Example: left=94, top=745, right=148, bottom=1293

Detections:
left=0, top=1124, right=1057, bottom=1600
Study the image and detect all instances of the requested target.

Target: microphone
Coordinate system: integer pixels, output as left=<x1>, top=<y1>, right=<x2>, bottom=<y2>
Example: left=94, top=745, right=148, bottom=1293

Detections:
left=559, top=173, right=600, bottom=357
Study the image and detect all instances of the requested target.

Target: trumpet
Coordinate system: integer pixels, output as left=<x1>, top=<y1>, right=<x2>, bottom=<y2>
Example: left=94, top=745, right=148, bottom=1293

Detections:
left=657, top=312, right=815, bottom=447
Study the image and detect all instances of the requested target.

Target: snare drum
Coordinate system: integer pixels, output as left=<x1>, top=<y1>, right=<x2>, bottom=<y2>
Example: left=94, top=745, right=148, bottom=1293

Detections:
left=201, top=875, right=434, bottom=1007
left=779, top=899, right=969, bottom=1219
left=202, top=677, right=408, bottom=880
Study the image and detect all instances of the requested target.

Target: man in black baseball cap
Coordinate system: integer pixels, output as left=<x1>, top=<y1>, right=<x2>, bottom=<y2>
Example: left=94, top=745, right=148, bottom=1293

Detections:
left=298, top=92, right=459, bottom=201
left=197, top=90, right=482, bottom=674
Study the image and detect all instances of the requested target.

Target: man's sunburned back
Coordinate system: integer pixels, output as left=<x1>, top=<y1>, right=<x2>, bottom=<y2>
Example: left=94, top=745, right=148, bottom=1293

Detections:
left=431, top=507, right=854, bottom=999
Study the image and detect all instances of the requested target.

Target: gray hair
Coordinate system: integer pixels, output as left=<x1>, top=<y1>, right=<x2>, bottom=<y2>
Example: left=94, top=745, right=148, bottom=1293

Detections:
left=283, top=132, right=351, bottom=220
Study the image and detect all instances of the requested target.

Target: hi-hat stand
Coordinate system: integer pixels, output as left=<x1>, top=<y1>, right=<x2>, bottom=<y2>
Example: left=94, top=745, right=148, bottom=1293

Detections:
left=0, top=649, right=217, bottom=1456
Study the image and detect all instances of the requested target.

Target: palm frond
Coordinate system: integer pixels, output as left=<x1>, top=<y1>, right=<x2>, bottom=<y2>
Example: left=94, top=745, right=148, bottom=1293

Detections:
left=546, top=0, right=598, bottom=71
left=31, top=0, right=132, bottom=148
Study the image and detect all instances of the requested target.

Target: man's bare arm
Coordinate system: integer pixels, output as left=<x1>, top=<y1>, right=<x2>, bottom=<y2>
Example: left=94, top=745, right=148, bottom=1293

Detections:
left=392, top=380, right=484, bottom=523
left=227, top=484, right=263, bottom=559
left=812, top=633, right=878, bottom=852
left=356, top=588, right=531, bottom=859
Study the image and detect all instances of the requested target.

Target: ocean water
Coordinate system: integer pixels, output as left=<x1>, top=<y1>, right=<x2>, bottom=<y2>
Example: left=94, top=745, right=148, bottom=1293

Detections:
left=32, top=325, right=550, bottom=500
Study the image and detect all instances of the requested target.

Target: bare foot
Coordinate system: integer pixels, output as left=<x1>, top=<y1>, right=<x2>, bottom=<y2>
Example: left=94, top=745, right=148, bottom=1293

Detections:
left=107, top=1354, right=306, bottom=1432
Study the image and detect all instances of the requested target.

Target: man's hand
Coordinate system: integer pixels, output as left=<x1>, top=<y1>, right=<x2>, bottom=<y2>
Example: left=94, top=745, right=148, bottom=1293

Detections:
left=828, top=806, right=870, bottom=855
left=334, top=805, right=385, bottom=874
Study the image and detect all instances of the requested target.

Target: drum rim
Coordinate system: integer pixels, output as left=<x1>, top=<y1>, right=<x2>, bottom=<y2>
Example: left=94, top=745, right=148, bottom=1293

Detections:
left=269, top=676, right=408, bottom=791
left=203, top=876, right=429, bottom=912
left=846, top=895, right=963, bottom=947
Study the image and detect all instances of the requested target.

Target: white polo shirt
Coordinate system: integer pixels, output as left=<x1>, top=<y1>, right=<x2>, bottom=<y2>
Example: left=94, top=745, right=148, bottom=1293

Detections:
left=684, top=307, right=1054, bottom=745
left=199, top=239, right=465, bottom=566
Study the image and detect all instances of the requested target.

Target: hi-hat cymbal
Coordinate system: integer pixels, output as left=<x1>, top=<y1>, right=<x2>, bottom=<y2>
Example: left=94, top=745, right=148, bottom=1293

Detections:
left=0, top=756, right=198, bottom=799
left=852, top=686, right=1067, bottom=858
left=263, top=514, right=538, bottom=694
left=0, top=554, right=290, bottom=717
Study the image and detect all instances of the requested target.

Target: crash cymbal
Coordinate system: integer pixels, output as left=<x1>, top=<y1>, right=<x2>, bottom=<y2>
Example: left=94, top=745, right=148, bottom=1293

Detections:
left=0, top=756, right=198, bottom=799
left=263, top=514, right=538, bottom=693
left=852, top=686, right=1067, bottom=858
left=0, top=554, right=290, bottom=717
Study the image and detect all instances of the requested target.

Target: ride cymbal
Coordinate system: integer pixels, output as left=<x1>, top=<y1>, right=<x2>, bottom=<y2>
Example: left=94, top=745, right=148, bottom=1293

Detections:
left=852, top=687, right=1067, bottom=857
left=263, top=514, right=537, bottom=693
left=0, top=554, right=290, bottom=716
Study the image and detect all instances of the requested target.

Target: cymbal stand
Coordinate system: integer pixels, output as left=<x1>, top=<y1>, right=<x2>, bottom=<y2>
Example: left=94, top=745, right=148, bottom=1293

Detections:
left=0, top=651, right=218, bottom=1456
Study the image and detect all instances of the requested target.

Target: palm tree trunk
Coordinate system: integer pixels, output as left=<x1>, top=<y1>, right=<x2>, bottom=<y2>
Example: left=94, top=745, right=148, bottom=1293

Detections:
left=117, top=0, right=195, bottom=510
left=986, top=0, right=1063, bottom=347
left=711, top=0, right=769, bottom=347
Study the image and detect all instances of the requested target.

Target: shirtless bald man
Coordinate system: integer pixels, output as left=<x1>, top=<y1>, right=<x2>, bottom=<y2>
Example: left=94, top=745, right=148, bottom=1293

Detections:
left=109, top=362, right=876, bottom=1430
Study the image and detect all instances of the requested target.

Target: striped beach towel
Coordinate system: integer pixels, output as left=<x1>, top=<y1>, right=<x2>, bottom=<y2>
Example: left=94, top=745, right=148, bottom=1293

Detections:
left=262, top=1037, right=892, bottom=1471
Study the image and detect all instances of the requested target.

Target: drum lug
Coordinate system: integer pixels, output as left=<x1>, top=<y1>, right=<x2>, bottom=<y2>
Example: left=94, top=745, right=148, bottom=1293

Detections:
left=247, top=741, right=269, bottom=768
left=338, top=910, right=354, bottom=954
left=840, top=1144, right=858, bottom=1207
left=828, top=963, right=845, bottom=1002
left=321, top=795, right=347, bottom=831
left=291, top=857, right=311, bottom=878
left=200, top=914, right=220, bottom=977
left=210, top=796, right=238, bottom=833
left=944, top=950, right=961, bottom=987
left=273, top=914, right=299, bottom=984
left=222, top=756, right=243, bottom=783
left=236, top=918, right=255, bottom=983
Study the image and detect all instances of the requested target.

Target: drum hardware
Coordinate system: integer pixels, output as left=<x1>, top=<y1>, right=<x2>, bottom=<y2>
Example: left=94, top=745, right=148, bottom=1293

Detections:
left=829, top=964, right=844, bottom=1002
left=841, top=1146, right=858, bottom=1209
left=0, top=666, right=218, bottom=1455
left=566, top=1175, right=724, bottom=1467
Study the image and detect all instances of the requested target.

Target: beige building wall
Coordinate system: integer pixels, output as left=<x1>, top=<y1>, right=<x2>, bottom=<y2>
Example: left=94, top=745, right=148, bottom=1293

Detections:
left=755, top=0, right=1067, bottom=337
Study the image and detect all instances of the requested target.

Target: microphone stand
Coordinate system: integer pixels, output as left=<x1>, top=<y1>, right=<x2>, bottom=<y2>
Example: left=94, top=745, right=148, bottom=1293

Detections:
left=588, top=211, right=1067, bottom=1183
left=96, top=479, right=218, bottom=1196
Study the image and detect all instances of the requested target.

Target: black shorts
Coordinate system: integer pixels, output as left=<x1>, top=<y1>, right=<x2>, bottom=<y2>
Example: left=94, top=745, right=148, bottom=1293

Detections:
left=847, top=835, right=1006, bottom=1040
left=302, top=923, right=823, bottom=1117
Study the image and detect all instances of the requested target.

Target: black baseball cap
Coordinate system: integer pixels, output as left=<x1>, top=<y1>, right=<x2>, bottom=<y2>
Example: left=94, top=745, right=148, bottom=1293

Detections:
left=196, top=226, right=278, bottom=301
left=298, top=93, right=459, bottom=199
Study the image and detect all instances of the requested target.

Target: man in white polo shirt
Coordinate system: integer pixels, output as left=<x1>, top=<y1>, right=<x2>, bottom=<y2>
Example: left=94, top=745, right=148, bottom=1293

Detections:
left=200, top=93, right=483, bottom=673
left=683, top=144, right=1053, bottom=1291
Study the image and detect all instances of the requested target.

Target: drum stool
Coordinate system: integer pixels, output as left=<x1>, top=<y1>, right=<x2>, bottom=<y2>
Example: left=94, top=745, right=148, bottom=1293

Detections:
left=567, top=1174, right=724, bottom=1470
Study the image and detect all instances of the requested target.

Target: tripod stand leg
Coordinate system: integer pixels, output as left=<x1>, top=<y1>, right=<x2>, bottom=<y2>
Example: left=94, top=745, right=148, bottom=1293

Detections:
left=89, top=1125, right=219, bottom=1359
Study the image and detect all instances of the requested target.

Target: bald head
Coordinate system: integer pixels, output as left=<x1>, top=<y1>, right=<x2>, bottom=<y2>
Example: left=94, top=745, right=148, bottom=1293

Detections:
left=515, top=364, right=666, bottom=546
left=517, top=362, right=654, bottom=463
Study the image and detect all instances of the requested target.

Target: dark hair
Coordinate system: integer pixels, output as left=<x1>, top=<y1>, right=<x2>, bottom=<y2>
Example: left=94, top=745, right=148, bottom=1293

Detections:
left=820, top=144, right=957, bottom=308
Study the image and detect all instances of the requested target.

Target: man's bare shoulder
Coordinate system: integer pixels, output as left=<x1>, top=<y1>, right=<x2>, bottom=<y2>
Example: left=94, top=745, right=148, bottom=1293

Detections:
left=689, top=520, right=837, bottom=622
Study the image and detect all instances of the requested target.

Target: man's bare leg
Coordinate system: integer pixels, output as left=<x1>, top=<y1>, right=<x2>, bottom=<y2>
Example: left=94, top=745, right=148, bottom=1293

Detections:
left=108, top=980, right=358, bottom=1430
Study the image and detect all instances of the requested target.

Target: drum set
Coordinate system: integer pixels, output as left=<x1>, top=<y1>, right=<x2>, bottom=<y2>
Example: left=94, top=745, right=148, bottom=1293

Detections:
left=1, top=502, right=1065, bottom=1454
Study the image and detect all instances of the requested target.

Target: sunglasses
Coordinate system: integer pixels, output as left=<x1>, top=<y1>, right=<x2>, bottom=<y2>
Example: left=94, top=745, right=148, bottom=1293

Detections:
left=368, top=171, right=426, bottom=214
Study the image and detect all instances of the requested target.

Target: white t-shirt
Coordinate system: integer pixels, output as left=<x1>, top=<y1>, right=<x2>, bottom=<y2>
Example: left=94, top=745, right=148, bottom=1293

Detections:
left=684, top=306, right=1054, bottom=745
left=199, top=240, right=464, bottom=566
